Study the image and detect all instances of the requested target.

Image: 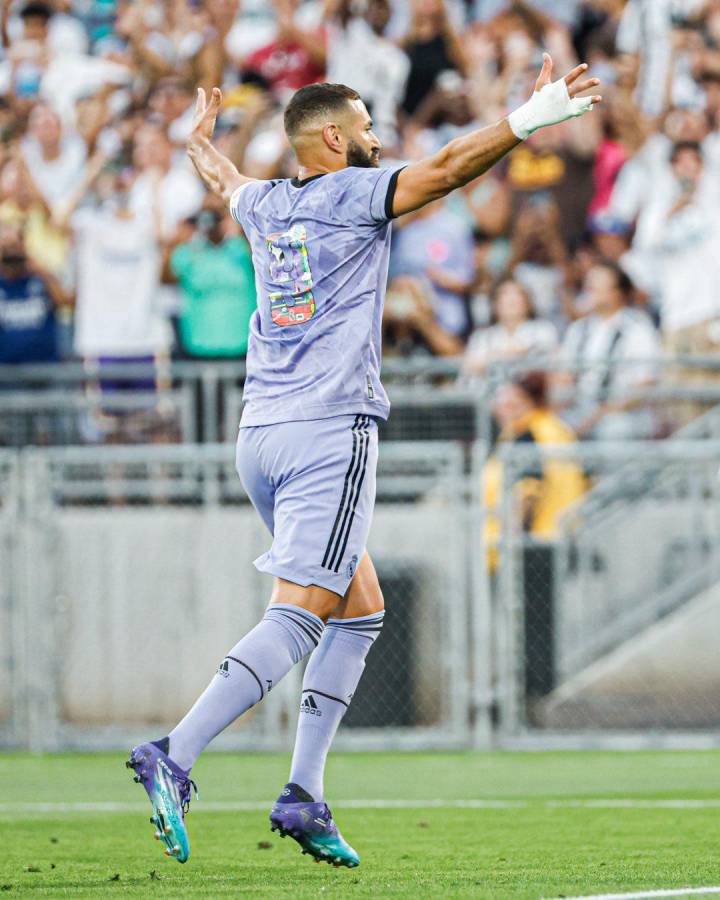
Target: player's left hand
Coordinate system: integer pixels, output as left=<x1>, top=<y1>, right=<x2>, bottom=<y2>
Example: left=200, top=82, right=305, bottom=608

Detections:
left=191, top=87, right=222, bottom=142
left=508, top=53, right=602, bottom=140
left=534, top=53, right=602, bottom=104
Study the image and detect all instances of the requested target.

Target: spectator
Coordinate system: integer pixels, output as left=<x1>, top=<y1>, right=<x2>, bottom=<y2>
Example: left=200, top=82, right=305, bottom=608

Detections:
left=586, top=214, right=630, bottom=266
left=558, top=261, right=661, bottom=439
left=623, top=140, right=720, bottom=351
left=43, top=0, right=88, bottom=57
left=0, top=222, right=69, bottom=363
left=167, top=203, right=257, bottom=358
left=4, top=1, right=53, bottom=107
left=462, top=276, right=557, bottom=379
left=70, top=166, right=170, bottom=363
left=0, top=152, right=68, bottom=277
left=129, top=122, right=204, bottom=238
left=404, top=70, right=478, bottom=157
left=242, top=0, right=326, bottom=99
left=399, top=0, right=467, bottom=117
left=390, top=199, right=475, bottom=339
left=148, top=77, right=196, bottom=146
left=482, top=370, right=586, bottom=589
left=586, top=103, right=633, bottom=222
left=615, top=0, right=706, bottom=117
left=324, top=0, right=409, bottom=148
left=383, top=275, right=464, bottom=358
left=507, top=198, right=568, bottom=329
left=21, top=103, right=86, bottom=208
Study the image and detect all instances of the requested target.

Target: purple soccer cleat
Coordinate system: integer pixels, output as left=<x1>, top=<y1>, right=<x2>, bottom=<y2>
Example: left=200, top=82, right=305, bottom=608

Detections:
left=270, top=783, right=360, bottom=867
left=125, top=738, right=197, bottom=863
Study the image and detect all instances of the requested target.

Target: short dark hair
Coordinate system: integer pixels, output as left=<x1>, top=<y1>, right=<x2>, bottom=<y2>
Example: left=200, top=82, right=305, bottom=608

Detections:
left=20, top=1, right=52, bottom=20
left=514, top=371, right=548, bottom=408
left=490, top=276, right=536, bottom=323
left=284, top=83, right=360, bottom=140
left=594, top=259, right=634, bottom=303
left=670, top=139, right=703, bottom=163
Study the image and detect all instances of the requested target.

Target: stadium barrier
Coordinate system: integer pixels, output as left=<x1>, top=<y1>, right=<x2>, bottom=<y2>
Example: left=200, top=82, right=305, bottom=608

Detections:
left=2, top=437, right=720, bottom=751
left=2, top=356, right=720, bottom=447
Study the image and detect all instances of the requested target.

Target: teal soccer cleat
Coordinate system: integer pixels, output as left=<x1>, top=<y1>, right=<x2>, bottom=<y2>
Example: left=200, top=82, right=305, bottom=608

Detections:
left=126, top=738, right=197, bottom=863
left=269, top=783, right=360, bottom=867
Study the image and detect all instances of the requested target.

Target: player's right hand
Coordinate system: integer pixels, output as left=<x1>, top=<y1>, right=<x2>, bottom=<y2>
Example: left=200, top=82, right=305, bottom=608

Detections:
left=191, top=87, right=222, bottom=142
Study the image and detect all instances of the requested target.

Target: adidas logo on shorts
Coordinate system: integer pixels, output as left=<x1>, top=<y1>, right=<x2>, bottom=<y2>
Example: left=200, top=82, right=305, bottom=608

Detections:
left=300, top=694, right=322, bottom=717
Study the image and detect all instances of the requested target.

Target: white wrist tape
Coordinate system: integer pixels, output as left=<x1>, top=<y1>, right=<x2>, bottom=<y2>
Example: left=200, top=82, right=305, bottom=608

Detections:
left=508, top=77, right=594, bottom=141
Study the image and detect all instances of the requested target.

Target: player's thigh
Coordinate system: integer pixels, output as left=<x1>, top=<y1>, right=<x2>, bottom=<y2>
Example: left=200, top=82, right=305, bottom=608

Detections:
left=331, top=552, right=385, bottom=620
left=262, top=414, right=379, bottom=599
left=235, top=426, right=275, bottom=535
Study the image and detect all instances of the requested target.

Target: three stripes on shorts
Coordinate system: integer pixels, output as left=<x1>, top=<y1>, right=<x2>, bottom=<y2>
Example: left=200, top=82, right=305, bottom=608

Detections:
left=321, top=414, right=372, bottom=574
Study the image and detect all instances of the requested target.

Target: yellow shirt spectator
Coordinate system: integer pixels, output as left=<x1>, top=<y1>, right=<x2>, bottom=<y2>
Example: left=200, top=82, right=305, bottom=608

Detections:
left=484, top=374, right=586, bottom=570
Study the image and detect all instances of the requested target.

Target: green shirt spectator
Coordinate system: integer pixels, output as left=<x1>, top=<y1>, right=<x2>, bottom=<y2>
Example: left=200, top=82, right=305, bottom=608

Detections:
left=171, top=220, right=256, bottom=358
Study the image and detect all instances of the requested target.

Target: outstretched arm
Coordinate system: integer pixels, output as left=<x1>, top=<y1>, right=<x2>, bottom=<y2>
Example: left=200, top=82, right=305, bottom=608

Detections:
left=186, top=87, right=255, bottom=205
left=391, top=54, right=601, bottom=218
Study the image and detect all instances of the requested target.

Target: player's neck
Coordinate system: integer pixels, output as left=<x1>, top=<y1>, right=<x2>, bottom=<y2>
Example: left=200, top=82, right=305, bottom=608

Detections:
left=295, top=163, right=343, bottom=182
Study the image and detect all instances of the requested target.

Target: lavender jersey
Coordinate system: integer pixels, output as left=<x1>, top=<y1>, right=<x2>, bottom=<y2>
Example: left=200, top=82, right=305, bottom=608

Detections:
left=229, top=165, right=403, bottom=427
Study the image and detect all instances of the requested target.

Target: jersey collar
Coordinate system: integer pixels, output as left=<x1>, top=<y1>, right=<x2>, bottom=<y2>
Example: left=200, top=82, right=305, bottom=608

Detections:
left=290, top=173, right=327, bottom=188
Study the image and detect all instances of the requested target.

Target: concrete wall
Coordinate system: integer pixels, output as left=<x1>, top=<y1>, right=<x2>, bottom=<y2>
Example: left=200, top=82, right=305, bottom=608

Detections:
left=539, top=581, right=720, bottom=729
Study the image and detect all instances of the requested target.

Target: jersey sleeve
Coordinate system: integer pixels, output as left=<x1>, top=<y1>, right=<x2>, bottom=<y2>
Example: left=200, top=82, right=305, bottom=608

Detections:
left=333, top=165, right=406, bottom=227
left=229, top=180, right=270, bottom=230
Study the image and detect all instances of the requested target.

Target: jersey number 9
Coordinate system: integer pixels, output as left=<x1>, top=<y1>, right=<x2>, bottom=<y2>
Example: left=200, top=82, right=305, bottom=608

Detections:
left=265, top=224, right=316, bottom=327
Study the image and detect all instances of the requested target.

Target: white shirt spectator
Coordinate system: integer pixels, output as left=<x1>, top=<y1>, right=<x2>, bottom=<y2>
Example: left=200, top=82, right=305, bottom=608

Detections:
left=225, top=0, right=323, bottom=61
left=41, top=55, right=133, bottom=122
left=326, top=17, right=409, bottom=146
left=561, top=308, right=661, bottom=409
left=464, top=319, right=558, bottom=373
left=47, top=12, right=88, bottom=56
left=7, top=11, right=88, bottom=56
left=607, top=133, right=671, bottom=227
left=622, top=169, right=720, bottom=332
left=616, top=0, right=706, bottom=117
left=129, top=164, right=204, bottom=238
left=21, top=131, right=86, bottom=207
left=73, top=207, right=169, bottom=357
left=513, top=261, right=565, bottom=329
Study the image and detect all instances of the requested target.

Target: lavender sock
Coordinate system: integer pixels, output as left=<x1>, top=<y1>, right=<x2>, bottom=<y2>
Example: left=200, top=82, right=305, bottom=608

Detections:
left=288, top=611, right=384, bottom=800
left=168, top=604, right=324, bottom=771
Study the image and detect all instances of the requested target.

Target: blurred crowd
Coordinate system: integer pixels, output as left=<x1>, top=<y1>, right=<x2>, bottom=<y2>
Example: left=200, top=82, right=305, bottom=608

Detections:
left=1, top=0, right=720, bottom=443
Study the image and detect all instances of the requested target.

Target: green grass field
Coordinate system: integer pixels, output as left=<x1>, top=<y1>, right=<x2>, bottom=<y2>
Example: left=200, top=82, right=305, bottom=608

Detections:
left=1, top=750, right=719, bottom=898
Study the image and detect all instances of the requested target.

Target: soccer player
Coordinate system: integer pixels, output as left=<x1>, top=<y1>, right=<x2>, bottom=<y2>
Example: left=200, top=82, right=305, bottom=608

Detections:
left=127, top=53, right=600, bottom=867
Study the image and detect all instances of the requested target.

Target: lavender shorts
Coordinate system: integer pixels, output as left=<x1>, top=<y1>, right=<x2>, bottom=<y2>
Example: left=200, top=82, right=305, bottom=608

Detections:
left=235, top=414, right=378, bottom=597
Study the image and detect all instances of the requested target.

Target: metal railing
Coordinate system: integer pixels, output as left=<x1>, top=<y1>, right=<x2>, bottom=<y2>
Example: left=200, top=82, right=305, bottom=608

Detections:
left=2, top=355, right=720, bottom=448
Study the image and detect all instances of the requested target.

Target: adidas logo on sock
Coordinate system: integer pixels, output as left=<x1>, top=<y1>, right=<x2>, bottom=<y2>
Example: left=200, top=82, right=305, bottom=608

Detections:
left=218, top=659, right=230, bottom=678
left=300, top=694, right=322, bottom=717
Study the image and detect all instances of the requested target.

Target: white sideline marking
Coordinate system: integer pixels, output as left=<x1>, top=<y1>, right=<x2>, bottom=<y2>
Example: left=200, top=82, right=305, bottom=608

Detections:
left=2, top=798, right=720, bottom=815
left=545, top=888, right=720, bottom=900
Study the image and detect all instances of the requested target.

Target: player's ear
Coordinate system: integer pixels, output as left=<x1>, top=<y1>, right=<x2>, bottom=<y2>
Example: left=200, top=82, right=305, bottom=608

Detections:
left=321, top=122, right=344, bottom=155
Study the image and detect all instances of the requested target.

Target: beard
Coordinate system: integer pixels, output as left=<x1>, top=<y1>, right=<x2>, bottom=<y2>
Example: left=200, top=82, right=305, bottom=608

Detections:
left=347, top=140, right=380, bottom=168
